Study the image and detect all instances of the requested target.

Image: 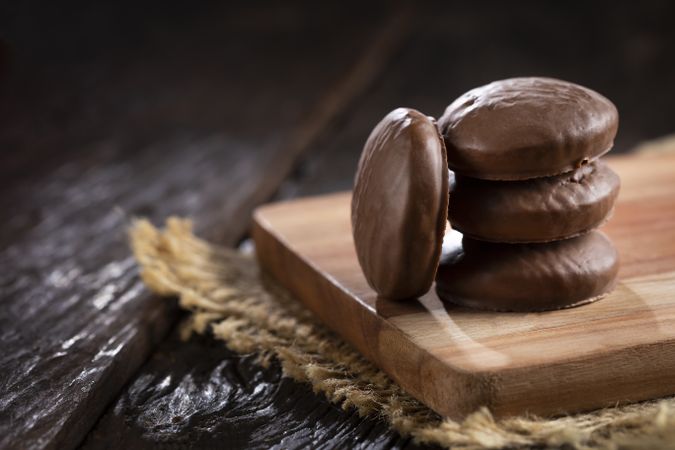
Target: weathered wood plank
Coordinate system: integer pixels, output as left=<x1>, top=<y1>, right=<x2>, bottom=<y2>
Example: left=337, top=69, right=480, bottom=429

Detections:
left=83, top=330, right=425, bottom=450
left=0, top=2, right=403, bottom=449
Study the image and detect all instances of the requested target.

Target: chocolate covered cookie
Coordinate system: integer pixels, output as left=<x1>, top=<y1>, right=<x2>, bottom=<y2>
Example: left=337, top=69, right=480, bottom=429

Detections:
left=439, top=77, right=618, bottom=180
left=448, top=160, right=620, bottom=243
left=435, top=231, right=619, bottom=312
left=352, top=108, right=448, bottom=300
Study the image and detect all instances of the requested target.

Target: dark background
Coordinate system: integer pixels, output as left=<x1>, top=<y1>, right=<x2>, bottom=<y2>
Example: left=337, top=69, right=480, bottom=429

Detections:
left=1, top=1, right=674, bottom=449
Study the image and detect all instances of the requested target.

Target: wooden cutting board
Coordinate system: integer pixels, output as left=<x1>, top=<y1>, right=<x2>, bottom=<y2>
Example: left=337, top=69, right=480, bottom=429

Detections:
left=252, top=151, right=675, bottom=419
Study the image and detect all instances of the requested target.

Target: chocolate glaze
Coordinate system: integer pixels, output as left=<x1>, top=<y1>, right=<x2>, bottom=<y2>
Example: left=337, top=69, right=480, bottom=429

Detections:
left=435, top=231, right=619, bottom=312
left=448, top=160, right=621, bottom=243
left=439, top=77, right=619, bottom=180
left=352, top=108, right=448, bottom=300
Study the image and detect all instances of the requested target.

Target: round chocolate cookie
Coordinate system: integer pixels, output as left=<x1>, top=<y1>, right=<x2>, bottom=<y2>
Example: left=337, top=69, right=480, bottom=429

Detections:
left=352, top=108, right=448, bottom=300
left=448, top=160, right=620, bottom=243
left=435, top=231, right=619, bottom=312
left=439, top=77, right=619, bottom=180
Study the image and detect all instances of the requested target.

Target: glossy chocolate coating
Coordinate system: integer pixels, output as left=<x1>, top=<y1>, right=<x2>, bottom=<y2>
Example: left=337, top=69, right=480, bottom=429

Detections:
left=352, top=108, right=448, bottom=300
left=435, top=231, right=619, bottom=312
left=439, top=77, right=619, bottom=180
left=448, top=160, right=621, bottom=243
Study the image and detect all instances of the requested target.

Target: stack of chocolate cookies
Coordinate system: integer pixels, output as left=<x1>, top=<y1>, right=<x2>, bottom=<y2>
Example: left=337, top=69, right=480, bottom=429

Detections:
left=435, top=77, right=621, bottom=311
left=351, top=77, right=621, bottom=311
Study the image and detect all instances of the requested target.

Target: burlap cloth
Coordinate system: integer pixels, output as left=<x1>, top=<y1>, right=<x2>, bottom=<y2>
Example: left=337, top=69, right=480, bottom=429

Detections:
left=130, top=136, right=675, bottom=450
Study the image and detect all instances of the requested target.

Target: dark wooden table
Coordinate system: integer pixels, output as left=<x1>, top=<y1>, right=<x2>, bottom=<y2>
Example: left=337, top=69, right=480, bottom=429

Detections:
left=2, top=1, right=675, bottom=449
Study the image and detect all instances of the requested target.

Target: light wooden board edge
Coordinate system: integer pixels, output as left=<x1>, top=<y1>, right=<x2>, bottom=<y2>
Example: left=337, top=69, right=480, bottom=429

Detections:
left=252, top=169, right=675, bottom=419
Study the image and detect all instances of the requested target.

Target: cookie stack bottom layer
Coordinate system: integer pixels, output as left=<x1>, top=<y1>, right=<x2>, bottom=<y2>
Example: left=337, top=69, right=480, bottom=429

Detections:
left=436, top=231, right=619, bottom=312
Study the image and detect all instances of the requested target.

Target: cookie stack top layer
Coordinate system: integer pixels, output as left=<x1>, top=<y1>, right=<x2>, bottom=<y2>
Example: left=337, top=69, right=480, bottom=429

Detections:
left=439, top=77, right=619, bottom=180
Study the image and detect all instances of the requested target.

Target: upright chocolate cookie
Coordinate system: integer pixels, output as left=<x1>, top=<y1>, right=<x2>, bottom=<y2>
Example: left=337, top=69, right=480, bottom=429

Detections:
left=448, top=160, right=621, bottom=243
left=439, top=77, right=619, bottom=180
left=352, top=108, right=448, bottom=300
left=436, top=231, right=619, bottom=312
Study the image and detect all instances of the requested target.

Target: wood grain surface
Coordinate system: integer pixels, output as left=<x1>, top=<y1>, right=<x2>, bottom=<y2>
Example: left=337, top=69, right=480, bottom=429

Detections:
left=2, top=1, right=675, bottom=449
left=253, top=152, right=675, bottom=419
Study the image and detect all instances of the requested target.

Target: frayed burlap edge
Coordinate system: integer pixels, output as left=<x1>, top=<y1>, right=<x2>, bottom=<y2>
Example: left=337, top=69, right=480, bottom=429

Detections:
left=129, top=217, right=675, bottom=450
